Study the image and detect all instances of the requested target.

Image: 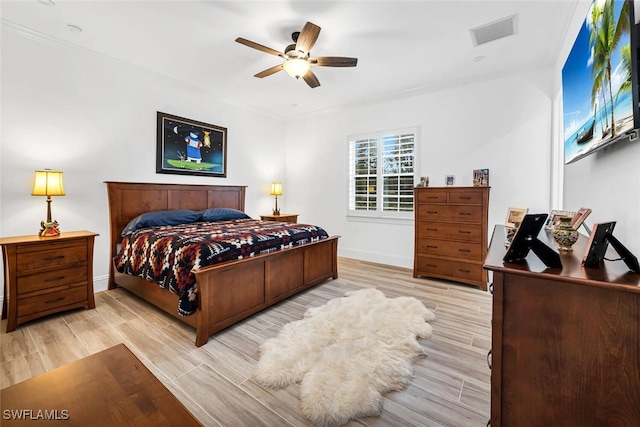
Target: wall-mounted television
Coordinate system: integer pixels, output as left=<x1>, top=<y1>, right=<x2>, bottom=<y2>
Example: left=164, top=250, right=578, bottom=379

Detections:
left=562, top=0, right=640, bottom=164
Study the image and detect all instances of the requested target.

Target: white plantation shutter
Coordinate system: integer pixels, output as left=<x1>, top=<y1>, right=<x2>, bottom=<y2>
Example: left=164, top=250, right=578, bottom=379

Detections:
left=348, top=128, right=417, bottom=218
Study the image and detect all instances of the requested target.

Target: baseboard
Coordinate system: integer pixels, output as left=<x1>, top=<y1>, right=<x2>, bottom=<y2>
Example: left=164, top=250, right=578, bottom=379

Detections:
left=338, top=248, right=413, bottom=270
left=93, top=274, right=110, bottom=293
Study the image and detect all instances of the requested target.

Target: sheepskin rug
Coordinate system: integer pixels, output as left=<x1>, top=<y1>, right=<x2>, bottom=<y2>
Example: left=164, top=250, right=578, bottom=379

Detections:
left=252, top=288, right=436, bottom=426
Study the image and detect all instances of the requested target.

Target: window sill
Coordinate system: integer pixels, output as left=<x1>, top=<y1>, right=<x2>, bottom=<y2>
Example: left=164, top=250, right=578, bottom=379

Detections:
left=346, top=214, right=413, bottom=226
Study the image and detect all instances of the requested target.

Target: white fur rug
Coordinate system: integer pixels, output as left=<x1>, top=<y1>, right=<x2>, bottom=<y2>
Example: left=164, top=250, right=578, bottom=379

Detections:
left=252, top=288, right=436, bottom=426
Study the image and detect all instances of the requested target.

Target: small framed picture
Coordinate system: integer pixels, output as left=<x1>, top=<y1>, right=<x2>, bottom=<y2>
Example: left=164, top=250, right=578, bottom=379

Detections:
left=473, top=168, right=489, bottom=187
left=445, top=175, right=455, bottom=186
left=505, top=207, right=528, bottom=228
left=570, top=207, right=592, bottom=229
left=545, top=209, right=576, bottom=229
left=416, top=176, right=429, bottom=187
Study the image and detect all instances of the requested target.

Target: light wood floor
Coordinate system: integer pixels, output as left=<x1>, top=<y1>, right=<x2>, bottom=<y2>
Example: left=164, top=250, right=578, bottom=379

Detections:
left=1, top=257, right=492, bottom=426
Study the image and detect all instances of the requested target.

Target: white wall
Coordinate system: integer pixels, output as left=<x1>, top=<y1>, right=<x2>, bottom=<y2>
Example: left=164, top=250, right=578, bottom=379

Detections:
left=554, top=1, right=640, bottom=259
left=0, top=25, right=287, bottom=296
left=285, top=70, right=556, bottom=269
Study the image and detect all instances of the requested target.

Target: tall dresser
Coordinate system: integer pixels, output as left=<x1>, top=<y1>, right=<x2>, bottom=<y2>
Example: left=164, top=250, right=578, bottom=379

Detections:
left=413, top=186, right=489, bottom=290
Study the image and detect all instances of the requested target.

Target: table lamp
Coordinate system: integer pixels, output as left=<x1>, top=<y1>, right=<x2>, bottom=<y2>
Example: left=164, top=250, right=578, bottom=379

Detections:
left=270, top=182, right=282, bottom=215
left=32, top=169, right=65, bottom=236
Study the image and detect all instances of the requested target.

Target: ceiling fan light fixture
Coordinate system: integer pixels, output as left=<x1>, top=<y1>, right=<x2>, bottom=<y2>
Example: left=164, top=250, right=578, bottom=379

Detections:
left=283, top=58, right=310, bottom=78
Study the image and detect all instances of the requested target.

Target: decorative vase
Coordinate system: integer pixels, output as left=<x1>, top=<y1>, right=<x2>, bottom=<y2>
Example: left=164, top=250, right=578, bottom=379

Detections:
left=553, top=216, right=579, bottom=251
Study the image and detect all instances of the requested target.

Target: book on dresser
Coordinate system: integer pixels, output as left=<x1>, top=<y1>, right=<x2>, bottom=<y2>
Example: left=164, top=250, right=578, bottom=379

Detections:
left=413, top=186, right=490, bottom=290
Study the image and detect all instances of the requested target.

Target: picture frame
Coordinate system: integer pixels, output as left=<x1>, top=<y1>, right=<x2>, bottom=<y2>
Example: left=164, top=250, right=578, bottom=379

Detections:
left=545, top=209, right=576, bottom=229
left=445, top=175, right=455, bottom=186
left=416, top=176, right=429, bottom=188
left=570, top=207, right=592, bottom=230
left=505, top=207, right=528, bottom=228
left=156, top=112, right=227, bottom=177
left=473, top=168, right=489, bottom=187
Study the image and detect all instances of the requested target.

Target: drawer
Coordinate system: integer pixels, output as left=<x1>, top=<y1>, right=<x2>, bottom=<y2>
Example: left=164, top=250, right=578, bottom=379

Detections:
left=17, top=242, right=87, bottom=273
left=415, top=190, right=448, bottom=204
left=417, top=221, right=483, bottom=242
left=17, top=285, right=87, bottom=316
left=18, top=265, right=88, bottom=295
left=449, top=191, right=484, bottom=205
left=417, top=204, right=483, bottom=223
left=449, top=261, right=483, bottom=283
left=415, top=256, right=452, bottom=276
left=416, top=238, right=483, bottom=260
left=415, top=257, right=483, bottom=283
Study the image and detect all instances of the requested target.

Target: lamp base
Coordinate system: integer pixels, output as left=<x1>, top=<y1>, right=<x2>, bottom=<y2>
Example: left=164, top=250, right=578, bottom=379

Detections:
left=272, top=208, right=280, bottom=215
left=39, top=220, right=61, bottom=237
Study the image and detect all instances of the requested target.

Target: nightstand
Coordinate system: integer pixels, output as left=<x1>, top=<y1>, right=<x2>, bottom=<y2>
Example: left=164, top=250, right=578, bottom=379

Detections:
left=0, top=230, right=99, bottom=332
left=259, top=213, right=299, bottom=223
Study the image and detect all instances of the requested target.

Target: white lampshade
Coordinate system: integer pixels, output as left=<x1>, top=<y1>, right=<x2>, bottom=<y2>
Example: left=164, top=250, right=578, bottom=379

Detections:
left=270, top=182, right=283, bottom=196
left=32, top=169, right=65, bottom=197
left=283, top=59, right=311, bottom=78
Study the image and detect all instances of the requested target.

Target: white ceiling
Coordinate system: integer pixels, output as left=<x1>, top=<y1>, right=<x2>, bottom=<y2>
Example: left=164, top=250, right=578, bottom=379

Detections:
left=1, top=0, right=580, bottom=118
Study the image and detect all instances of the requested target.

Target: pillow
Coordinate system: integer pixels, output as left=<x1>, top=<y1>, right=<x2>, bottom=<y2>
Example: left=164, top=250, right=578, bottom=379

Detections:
left=200, top=207, right=250, bottom=222
left=121, top=209, right=202, bottom=236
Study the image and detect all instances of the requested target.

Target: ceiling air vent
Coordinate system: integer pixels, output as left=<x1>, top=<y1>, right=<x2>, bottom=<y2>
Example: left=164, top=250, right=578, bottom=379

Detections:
left=470, top=14, right=518, bottom=47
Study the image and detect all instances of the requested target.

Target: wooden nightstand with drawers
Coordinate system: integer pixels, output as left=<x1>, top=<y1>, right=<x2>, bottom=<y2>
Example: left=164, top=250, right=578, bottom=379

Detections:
left=259, top=213, right=299, bottom=223
left=1, top=230, right=99, bottom=332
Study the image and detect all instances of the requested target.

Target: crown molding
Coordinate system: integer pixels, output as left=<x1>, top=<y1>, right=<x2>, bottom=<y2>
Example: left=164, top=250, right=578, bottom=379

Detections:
left=1, top=19, right=285, bottom=123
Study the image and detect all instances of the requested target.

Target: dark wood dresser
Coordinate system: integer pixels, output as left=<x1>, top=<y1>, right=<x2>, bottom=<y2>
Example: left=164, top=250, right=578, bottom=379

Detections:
left=484, top=225, right=640, bottom=427
left=413, top=186, right=489, bottom=290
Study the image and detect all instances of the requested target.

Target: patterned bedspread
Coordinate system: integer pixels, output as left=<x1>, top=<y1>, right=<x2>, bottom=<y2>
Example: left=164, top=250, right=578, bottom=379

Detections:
left=114, top=219, right=329, bottom=316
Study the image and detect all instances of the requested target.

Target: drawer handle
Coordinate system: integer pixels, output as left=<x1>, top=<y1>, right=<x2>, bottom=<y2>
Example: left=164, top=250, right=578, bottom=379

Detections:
left=427, top=211, right=439, bottom=214
left=44, top=296, right=65, bottom=304
left=426, top=196, right=438, bottom=199
left=458, top=269, right=471, bottom=273
left=458, top=249, right=471, bottom=253
left=459, top=212, right=472, bottom=216
left=426, top=264, right=438, bottom=268
left=426, top=245, right=438, bottom=249
left=426, top=228, right=438, bottom=231
left=487, top=349, right=492, bottom=369
left=459, top=230, right=471, bottom=234
left=44, top=275, right=66, bottom=282
left=43, top=255, right=65, bottom=261
left=460, top=196, right=471, bottom=200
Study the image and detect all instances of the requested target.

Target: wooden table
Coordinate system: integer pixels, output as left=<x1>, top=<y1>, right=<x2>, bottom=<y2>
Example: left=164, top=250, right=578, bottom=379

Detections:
left=1, top=344, right=202, bottom=426
left=484, top=225, right=640, bottom=427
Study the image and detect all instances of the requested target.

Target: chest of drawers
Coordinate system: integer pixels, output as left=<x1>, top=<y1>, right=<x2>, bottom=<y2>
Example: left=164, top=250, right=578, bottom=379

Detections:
left=1, top=230, right=98, bottom=332
left=413, top=187, right=489, bottom=290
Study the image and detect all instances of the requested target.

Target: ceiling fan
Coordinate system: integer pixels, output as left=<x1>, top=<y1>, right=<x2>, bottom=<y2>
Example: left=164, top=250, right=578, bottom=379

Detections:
left=235, top=21, right=358, bottom=88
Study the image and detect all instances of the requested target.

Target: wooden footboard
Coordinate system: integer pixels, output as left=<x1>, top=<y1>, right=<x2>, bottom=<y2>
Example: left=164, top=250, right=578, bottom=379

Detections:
left=105, top=181, right=339, bottom=347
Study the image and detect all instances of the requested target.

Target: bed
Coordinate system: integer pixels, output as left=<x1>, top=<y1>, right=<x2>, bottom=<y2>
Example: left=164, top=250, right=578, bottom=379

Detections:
left=105, top=181, right=339, bottom=347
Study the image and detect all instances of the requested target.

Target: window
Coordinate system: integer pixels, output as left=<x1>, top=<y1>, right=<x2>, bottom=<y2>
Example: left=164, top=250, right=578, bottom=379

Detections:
left=348, top=127, right=418, bottom=219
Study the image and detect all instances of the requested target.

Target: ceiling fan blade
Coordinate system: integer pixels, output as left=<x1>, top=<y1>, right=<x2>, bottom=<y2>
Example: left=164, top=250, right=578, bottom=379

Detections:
left=295, top=22, right=321, bottom=55
left=302, top=70, right=320, bottom=88
left=235, top=37, right=284, bottom=57
left=312, top=56, right=358, bottom=67
left=254, top=64, right=284, bottom=78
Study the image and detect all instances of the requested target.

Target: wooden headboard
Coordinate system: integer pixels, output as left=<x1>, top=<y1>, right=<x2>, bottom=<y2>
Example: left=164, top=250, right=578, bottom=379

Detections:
left=105, top=181, right=247, bottom=261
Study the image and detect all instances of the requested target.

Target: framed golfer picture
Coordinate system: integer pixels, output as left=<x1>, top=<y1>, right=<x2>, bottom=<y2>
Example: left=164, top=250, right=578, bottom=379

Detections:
left=156, top=112, right=227, bottom=177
